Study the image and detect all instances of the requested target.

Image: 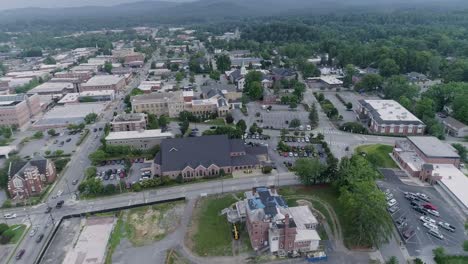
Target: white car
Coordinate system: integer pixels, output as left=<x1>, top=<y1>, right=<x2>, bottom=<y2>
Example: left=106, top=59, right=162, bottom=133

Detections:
left=416, top=193, right=430, bottom=201
left=425, top=209, right=440, bottom=217
left=387, top=199, right=397, bottom=207
left=29, top=228, right=37, bottom=237
left=428, top=228, right=444, bottom=240
left=57, top=190, right=63, bottom=197
left=306, top=125, right=311, bottom=131
left=423, top=222, right=438, bottom=231
left=4, top=213, right=16, bottom=219
left=438, top=221, right=456, bottom=232
left=419, top=216, right=436, bottom=225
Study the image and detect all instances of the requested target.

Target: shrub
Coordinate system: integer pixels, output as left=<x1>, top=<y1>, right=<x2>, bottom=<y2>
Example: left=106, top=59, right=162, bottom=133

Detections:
left=0, top=224, right=8, bottom=235
left=262, top=166, right=273, bottom=174
left=132, top=182, right=142, bottom=192
left=464, top=240, right=468, bottom=252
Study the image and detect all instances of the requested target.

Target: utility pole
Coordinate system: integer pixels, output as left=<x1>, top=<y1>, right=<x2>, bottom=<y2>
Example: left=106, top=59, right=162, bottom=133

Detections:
left=221, top=178, right=224, bottom=195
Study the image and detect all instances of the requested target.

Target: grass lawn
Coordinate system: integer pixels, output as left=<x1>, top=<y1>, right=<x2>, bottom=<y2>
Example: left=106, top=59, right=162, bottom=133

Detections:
left=436, top=256, right=468, bottom=264
left=203, top=118, right=226, bottom=126
left=356, top=144, right=398, bottom=168
left=192, top=195, right=237, bottom=256
left=8, top=224, right=27, bottom=244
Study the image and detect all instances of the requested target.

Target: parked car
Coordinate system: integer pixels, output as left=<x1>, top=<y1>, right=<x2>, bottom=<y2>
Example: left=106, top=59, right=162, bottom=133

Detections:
left=29, top=227, right=37, bottom=237
left=395, top=216, right=407, bottom=228
left=412, top=205, right=427, bottom=215
left=416, top=193, right=430, bottom=201
left=15, top=249, right=25, bottom=260
left=424, top=208, right=440, bottom=217
left=72, top=179, right=79, bottom=185
left=36, top=234, right=44, bottom=243
left=387, top=199, right=397, bottom=207
left=419, top=216, right=436, bottom=225
left=45, top=207, right=52, bottom=214
left=438, top=221, right=456, bottom=232
left=427, top=228, right=444, bottom=240
left=402, top=229, right=415, bottom=240
left=423, top=203, right=437, bottom=211
left=423, top=222, right=439, bottom=231
left=4, top=213, right=16, bottom=219
left=387, top=205, right=399, bottom=214
left=65, top=138, right=71, bottom=142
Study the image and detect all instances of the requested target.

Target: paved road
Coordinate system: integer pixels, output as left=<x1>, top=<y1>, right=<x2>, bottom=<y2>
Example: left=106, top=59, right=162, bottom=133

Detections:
left=9, top=173, right=299, bottom=264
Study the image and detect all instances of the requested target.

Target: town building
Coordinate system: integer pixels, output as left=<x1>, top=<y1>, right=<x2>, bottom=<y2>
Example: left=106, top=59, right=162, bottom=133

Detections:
left=392, top=136, right=467, bottom=215
left=28, top=82, right=76, bottom=95
left=357, top=100, right=425, bottom=135
left=54, top=70, right=93, bottom=82
left=57, top=90, right=115, bottom=105
left=7, top=158, right=57, bottom=200
left=226, top=187, right=320, bottom=255
left=0, top=93, right=41, bottom=127
left=439, top=116, right=468, bottom=138
left=138, top=81, right=162, bottom=93
left=105, top=129, right=173, bottom=150
left=110, top=113, right=147, bottom=132
left=131, top=91, right=185, bottom=118
left=152, top=135, right=268, bottom=178
left=33, top=103, right=104, bottom=129
left=80, top=75, right=126, bottom=92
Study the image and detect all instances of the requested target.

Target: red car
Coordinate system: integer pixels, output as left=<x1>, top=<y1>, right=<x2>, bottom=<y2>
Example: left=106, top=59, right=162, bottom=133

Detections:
left=423, top=203, right=437, bottom=211
left=283, top=152, right=288, bottom=157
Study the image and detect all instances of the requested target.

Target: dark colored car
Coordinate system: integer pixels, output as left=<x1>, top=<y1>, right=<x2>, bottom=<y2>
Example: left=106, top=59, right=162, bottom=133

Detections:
left=56, top=200, right=64, bottom=208
left=93, top=128, right=97, bottom=132
left=36, top=234, right=44, bottom=243
left=66, top=138, right=71, bottom=142
left=45, top=207, right=52, bottom=214
left=16, top=249, right=25, bottom=260
left=72, top=179, right=79, bottom=185
left=412, top=205, right=427, bottom=215
left=402, top=229, right=415, bottom=240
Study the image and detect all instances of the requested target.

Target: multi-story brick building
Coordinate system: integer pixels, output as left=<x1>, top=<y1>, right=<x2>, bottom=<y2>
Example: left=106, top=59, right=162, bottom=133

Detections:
left=357, top=100, right=425, bottom=135
left=80, top=75, right=126, bottom=92
left=152, top=135, right=268, bottom=178
left=110, top=113, right=147, bottom=132
left=131, top=91, right=185, bottom=118
left=0, top=94, right=41, bottom=127
left=54, top=70, right=93, bottom=82
left=227, top=187, right=320, bottom=255
left=7, top=158, right=57, bottom=200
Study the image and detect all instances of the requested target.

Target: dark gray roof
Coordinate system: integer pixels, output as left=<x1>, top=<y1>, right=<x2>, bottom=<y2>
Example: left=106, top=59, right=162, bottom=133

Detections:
left=9, top=158, right=48, bottom=179
left=230, top=139, right=245, bottom=153
left=422, top=164, right=434, bottom=170
left=272, top=68, right=295, bottom=78
left=229, top=69, right=242, bottom=81
left=246, top=146, right=268, bottom=156
left=443, top=116, right=467, bottom=130
left=156, top=135, right=233, bottom=171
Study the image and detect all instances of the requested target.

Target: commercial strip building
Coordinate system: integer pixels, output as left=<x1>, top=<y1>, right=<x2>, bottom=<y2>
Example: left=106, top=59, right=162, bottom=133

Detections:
left=110, top=113, right=147, bottom=132
left=80, top=75, right=126, bottom=92
left=226, top=187, right=320, bottom=255
left=357, top=100, right=426, bottom=135
left=32, top=103, right=105, bottom=129
left=392, top=136, right=467, bottom=215
left=438, top=116, right=468, bottom=138
left=152, top=135, right=268, bottom=178
left=0, top=93, right=41, bottom=127
left=57, top=90, right=115, bottom=104
left=105, top=129, right=173, bottom=150
left=27, top=82, right=76, bottom=95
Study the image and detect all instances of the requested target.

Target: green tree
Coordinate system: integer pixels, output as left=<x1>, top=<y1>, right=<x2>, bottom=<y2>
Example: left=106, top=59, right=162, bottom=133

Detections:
left=175, top=72, right=184, bottom=84
left=309, top=103, right=319, bottom=128
left=249, top=123, right=258, bottom=134
left=379, top=58, right=400, bottom=77
left=89, top=149, right=108, bottom=164
left=236, top=120, right=247, bottom=133
left=382, top=76, right=419, bottom=100
left=339, top=180, right=394, bottom=247
left=452, top=143, right=467, bottom=163
left=247, top=81, right=263, bottom=100
left=346, top=102, right=353, bottom=110
left=0, top=224, right=9, bottom=235
left=158, top=115, right=169, bottom=127
left=225, top=113, right=234, bottom=124
left=209, top=70, right=221, bottom=81
left=47, top=129, right=56, bottom=136
left=33, top=131, right=44, bottom=139
left=84, top=113, right=98, bottom=124
left=104, top=61, right=113, bottom=74
left=189, top=72, right=196, bottom=84
left=355, top=74, right=383, bottom=92
left=386, top=256, right=399, bottom=264
left=343, top=64, right=358, bottom=88
left=301, top=63, right=321, bottom=78
left=289, top=118, right=301, bottom=128
left=415, top=98, right=435, bottom=119
left=215, top=54, right=231, bottom=72
left=294, top=158, right=326, bottom=185
left=43, top=56, right=56, bottom=65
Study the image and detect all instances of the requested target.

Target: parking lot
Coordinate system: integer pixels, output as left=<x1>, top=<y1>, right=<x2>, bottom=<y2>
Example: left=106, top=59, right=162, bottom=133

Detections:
left=18, top=128, right=83, bottom=158
left=378, top=169, right=467, bottom=258
left=257, top=106, right=309, bottom=130
left=95, top=159, right=152, bottom=188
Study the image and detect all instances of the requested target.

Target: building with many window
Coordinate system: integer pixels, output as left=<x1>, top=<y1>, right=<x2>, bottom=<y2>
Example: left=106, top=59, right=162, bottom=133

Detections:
left=131, top=91, right=185, bottom=118
left=357, top=100, right=425, bottom=135
left=0, top=93, right=41, bottom=127
left=80, top=75, right=126, bottom=92
left=110, top=113, right=147, bottom=132
left=7, top=158, right=57, bottom=200
left=105, top=129, right=173, bottom=150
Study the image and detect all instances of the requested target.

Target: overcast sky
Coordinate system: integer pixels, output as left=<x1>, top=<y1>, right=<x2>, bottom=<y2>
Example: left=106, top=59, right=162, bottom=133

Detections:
left=0, top=0, right=191, bottom=10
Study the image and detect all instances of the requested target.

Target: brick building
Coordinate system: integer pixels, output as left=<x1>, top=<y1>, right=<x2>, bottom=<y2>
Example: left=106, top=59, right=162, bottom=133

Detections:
left=7, top=158, right=57, bottom=200
left=226, top=187, right=320, bottom=255
left=152, top=135, right=268, bottom=178
left=110, top=113, right=148, bottom=132
left=0, top=94, right=41, bottom=127
left=131, top=91, right=185, bottom=118
left=357, top=100, right=425, bottom=135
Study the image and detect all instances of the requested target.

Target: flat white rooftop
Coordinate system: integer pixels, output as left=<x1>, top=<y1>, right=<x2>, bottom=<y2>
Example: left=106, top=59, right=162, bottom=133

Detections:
left=106, top=129, right=173, bottom=141
left=432, top=164, right=468, bottom=209
left=407, top=136, right=460, bottom=158
left=82, top=75, right=125, bottom=86
left=364, top=100, right=422, bottom=122
left=28, top=82, right=74, bottom=93
left=320, top=76, right=343, bottom=85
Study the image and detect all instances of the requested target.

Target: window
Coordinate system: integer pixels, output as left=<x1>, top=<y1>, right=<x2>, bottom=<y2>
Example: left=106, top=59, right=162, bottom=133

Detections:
left=13, top=178, right=23, bottom=188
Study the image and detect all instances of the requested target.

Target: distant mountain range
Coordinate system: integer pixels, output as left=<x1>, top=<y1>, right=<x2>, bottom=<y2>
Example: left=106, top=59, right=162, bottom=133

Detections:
left=1, top=0, right=467, bottom=28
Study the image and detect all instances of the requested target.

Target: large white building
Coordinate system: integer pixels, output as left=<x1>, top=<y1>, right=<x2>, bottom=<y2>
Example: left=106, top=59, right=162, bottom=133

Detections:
left=357, top=100, right=425, bottom=135
left=105, top=129, right=173, bottom=150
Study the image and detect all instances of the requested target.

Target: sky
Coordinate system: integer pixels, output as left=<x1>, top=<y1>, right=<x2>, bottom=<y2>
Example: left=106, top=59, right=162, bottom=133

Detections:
left=0, top=0, right=191, bottom=10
